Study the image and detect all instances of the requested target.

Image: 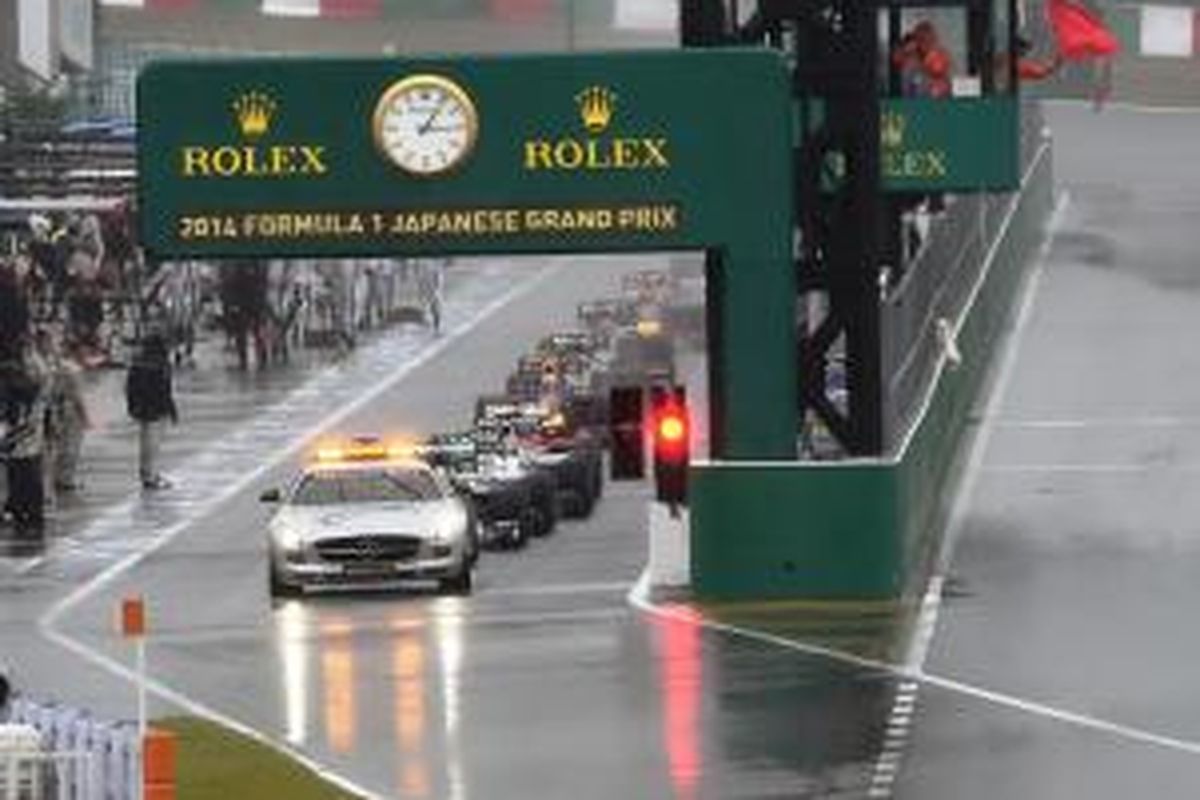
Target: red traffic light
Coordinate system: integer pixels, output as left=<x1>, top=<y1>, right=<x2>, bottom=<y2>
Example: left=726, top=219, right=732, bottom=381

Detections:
left=657, top=413, right=687, bottom=444
left=650, top=385, right=689, bottom=507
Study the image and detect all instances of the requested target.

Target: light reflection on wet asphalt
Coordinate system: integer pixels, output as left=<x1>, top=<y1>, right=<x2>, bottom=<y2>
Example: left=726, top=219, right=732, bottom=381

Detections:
left=265, top=582, right=893, bottom=800
left=9, top=8, right=905, bottom=794
left=11, top=251, right=895, bottom=799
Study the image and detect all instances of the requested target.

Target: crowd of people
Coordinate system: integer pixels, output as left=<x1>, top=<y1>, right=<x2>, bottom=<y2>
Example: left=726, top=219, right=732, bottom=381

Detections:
left=1, top=203, right=446, bottom=540
left=0, top=318, right=95, bottom=538
left=0, top=204, right=181, bottom=540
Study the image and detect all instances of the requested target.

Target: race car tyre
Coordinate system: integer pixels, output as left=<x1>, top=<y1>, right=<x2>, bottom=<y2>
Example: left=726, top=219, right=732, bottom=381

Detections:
left=520, top=506, right=544, bottom=540
left=578, top=485, right=597, bottom=518
left=440, top=566, right=473, bottom=595
left=591, top=457, right=604, bottom=501
left=505, top=520, right=529, bottom=550
left=535, top=496, right=558, bottom=536
left=269, top=564, right=302, bottom=599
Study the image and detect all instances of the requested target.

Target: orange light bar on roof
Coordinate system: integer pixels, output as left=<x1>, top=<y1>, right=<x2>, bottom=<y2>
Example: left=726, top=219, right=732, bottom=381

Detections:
left=636, top=319, right=663, bottom=338
left=315, top=439, right=419, bottom=464
left=316, top=446, right=346, bottom=463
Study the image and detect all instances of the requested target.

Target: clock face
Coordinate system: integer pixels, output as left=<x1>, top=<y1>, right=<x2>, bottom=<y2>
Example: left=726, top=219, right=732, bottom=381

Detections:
left=373, top=75, right=479, bottom=177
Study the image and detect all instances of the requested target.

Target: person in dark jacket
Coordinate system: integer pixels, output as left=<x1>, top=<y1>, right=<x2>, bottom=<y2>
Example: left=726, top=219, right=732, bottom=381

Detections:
left=125, top=334, right=178, bottom=490
left=1, top=335, right=48, bottom=537
left=0, top=666, right=11, bottom=722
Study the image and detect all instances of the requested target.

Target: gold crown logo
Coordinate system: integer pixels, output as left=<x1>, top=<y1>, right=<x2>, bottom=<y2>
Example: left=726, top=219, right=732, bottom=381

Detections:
left=231, top=91, right=277, bottom=139
left=881, top=111, right=906, bottom=149
left=575, top=86, right=616, bottom=134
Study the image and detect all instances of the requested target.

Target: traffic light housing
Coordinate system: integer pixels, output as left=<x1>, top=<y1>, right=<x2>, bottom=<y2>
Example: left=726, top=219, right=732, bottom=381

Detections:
left=609, top=385, right=645, bottom=480
left=651, top=385, right=689, bottom=506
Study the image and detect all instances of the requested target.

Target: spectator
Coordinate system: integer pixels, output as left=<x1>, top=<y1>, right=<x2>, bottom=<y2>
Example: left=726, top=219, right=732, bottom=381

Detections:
left=219, top=260, right=269, bottom=369
left=0, top=261, right=30, bottom=362
left=125, top=334, right=178, bottom=490
left=26, top=214, right=67, bottom=320
left=0, top=667, right=10, bottom=721
left=64, top=216, right=107, bottom=361
left=892, top=20, right=953, bottom=99
left=40, top=328, right=89, bottom=493
left=1, top=334, right=48, bottom=538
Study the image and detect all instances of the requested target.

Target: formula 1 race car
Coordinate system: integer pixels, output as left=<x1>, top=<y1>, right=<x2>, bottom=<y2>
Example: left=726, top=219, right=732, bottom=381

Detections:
left=472, top=398, right=604, bottom=519
left=577, top=298, right=639, bottom=346
left=421, top=432, right=557, bottom=549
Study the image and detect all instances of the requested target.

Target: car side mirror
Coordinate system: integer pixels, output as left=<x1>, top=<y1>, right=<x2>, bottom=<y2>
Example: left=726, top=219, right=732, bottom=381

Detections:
left=259, top=488, right=282, bottom=503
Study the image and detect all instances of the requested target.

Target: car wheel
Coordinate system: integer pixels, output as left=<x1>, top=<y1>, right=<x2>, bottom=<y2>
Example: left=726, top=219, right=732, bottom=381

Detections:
left=539, top=493, right=558, bottom=535
left=590, top=458, right=604, bottom=501
left=577, top=485, right=596, bottom=519
left=467, top=526, right=482, bottom=566
left=509, top=523, right=528, bottom=550
left=440, top=566, right=473, bottom=595
left=269, top=564, right=301, bottom=599
left=521, top=506, right=544, bottom=539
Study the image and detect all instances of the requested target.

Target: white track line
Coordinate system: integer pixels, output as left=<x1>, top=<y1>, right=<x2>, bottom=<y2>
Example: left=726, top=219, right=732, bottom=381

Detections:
left=911, top=190, right=1070, bottom=670
left=8, top=556, right=43, bottom=576
left=40, top=262, right=559, bottom=630
left=992, top=416, right=1200, bottom=429
left=627, top=572, right=1200, bottom=760
left=982, top=463, right=1199, bottom=474
left=42, top=624, right=385, bottom=799
left=1042, top=99, right=1200, bottom=115
left=628, top=188, right=1188, bottom=799
left=887, top=139, right=1054, bottom=463
left=37, top=260, right=563, bottom=799
left=875, top=189, right=1068, bottom=797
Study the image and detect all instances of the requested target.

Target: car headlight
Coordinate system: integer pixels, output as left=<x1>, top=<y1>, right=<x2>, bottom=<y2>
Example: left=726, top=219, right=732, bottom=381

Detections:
left=272, top=525, right=304, bottom=553
left=431, top=509, right=468, bottom=546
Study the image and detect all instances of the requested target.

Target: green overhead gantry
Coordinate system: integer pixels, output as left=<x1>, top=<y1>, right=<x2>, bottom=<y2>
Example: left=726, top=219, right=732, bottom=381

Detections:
left=138, top=6, right=1040, bottom=600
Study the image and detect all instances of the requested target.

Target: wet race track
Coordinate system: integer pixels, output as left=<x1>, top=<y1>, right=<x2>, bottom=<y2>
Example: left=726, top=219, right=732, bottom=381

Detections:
left=6, top=5, right=1200, bottom=798
left=890, top=104, right=1200, bottom=798
left=4, top=253, right=891, bottom=799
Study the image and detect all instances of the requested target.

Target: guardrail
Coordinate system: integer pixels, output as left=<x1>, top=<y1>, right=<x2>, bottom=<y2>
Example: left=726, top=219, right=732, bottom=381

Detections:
left=882, top=100, right=1048, bottom=449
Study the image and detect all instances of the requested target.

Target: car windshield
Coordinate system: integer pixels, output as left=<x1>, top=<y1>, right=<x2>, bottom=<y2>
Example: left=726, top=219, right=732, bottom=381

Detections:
left=291, top=467, right=442, bottom=506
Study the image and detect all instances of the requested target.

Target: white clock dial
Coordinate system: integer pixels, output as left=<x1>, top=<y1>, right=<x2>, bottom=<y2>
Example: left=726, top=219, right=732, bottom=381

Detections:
left=373, top=75, right=479, bottom=177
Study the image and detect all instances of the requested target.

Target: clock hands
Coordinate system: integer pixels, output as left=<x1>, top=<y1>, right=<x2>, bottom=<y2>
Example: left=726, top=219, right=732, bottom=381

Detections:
left=418, top=98, right=449, bottom=135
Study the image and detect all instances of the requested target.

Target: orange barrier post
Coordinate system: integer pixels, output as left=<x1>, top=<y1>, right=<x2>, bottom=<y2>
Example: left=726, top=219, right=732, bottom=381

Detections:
left=143, top=727, right=177, bottom=800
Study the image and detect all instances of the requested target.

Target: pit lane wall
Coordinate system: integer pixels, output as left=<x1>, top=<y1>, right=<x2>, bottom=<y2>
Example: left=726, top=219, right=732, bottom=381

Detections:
left=691, top=108, right=1055, bottom=600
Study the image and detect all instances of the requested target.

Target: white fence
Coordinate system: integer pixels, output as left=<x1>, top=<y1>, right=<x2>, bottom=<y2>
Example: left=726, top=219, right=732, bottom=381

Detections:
left=0, top=744, right=96, bottom=800
left=4, top=700, right=140, bottom=800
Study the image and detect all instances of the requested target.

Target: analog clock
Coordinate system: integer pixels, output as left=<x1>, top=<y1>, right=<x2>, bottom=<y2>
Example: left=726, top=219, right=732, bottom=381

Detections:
left=372, top=75, right=479, bottom=177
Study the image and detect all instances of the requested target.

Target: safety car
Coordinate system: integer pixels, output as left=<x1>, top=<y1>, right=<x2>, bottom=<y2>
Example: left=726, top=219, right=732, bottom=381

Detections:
left=260, top=436, right=479, bottom=597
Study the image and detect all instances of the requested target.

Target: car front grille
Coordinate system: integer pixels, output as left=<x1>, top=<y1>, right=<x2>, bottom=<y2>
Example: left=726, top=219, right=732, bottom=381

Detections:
left=315, top=535, right=423, bottom=563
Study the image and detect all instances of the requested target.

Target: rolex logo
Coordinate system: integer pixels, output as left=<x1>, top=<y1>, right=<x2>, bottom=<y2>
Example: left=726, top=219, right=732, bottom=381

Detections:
left=575, top=86, right=616, bottom=134
left=881, top=111, right=905, bottom=149
left=232, top=91, right=277, bottom=139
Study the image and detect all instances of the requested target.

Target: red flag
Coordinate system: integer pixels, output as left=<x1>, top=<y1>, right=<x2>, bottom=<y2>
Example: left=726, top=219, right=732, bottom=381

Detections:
left=1046, top=0, right=1120, bottom=60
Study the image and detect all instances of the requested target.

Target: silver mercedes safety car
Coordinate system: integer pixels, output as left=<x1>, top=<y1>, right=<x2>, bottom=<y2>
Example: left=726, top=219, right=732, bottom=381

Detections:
left=261, top=437, right=479, bottom=598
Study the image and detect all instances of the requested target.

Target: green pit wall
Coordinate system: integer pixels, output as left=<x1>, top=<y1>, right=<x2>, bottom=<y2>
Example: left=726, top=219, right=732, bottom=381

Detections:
left=692, top=121, right=1055, bottom=601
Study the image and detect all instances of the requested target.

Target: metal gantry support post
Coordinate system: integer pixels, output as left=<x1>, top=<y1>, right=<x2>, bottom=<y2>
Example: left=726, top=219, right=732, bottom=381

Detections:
left=682, top=0, right=887, bottom=455
left=681, top=0, right=1015, bottom=457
